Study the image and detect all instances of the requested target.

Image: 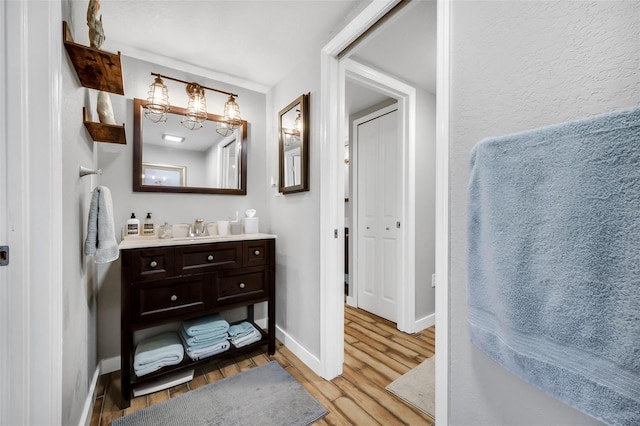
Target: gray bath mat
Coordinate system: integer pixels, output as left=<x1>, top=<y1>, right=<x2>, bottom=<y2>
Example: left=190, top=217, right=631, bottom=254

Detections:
left=112, top=361, right=328, bottom=426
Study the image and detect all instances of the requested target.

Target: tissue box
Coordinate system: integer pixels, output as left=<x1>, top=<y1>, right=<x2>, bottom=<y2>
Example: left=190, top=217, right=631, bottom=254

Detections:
left=244, top=217, right=259, bottom=234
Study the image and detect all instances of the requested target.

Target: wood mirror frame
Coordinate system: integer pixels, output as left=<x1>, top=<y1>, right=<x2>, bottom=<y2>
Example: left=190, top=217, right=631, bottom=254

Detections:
left=278, top=93, right=310, bottom=194
left=133, top=98, right=247, bottom=194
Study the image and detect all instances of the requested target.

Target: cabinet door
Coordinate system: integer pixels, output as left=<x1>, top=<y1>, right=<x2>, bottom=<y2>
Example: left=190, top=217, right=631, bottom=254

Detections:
left=175, top=242, right=242, bottom=274
left=131, top=274, right=212, bottom=323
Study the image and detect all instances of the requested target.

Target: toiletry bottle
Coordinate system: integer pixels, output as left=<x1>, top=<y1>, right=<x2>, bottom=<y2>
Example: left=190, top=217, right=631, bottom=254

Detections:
left=127, top=213, right=140, bottom=236
left=143, top=212, right=155, bottom=236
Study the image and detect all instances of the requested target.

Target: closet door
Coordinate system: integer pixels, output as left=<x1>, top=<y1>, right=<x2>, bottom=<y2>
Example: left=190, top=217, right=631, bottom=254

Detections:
left=356, top=109, right=399, bottom=322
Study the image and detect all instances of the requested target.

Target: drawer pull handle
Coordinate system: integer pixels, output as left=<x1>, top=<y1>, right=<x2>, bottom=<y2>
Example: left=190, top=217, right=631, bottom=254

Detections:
left=239, top=283, right=246, bottom=289
left=254, top=250, right=260, bottom=256
left=170, top=295, right=177, bottom=302
left=150, top=260, right=158, bottom=268
left=207, top=255, right=214, bottom=261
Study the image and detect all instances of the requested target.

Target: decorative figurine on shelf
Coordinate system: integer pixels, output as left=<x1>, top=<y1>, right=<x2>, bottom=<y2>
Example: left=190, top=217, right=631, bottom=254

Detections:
left=87, top=0, right=105, bottom=49
left=87, top=0, right=116, bottom=125
left=97, top=91, right=117, bottom=124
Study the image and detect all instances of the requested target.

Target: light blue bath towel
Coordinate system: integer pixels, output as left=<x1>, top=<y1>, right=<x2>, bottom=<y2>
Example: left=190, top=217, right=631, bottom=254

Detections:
left=468, top=106, right=640, bottom=425
left=83, top=186, right=118, bottom=263
left=182, top=313, right=229, bottom=337
left=134, top=331, right=184, bottom=377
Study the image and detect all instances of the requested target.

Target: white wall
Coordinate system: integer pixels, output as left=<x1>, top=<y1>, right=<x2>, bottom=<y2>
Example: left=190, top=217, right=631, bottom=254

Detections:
left=267, top=55, right=322, bottom=357
left=449, top=1, right=640, bottom=424
left=95, top=55, right=268, bottom=361
left=414, top=87, right=436, bottom=321
left=60, top=11, right=99, bottom=426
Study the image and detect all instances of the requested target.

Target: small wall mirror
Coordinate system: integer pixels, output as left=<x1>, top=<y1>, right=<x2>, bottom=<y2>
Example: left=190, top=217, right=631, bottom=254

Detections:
left=279, top=93, right=309, bottom=194
left=133, top=98, right=247, bottom=194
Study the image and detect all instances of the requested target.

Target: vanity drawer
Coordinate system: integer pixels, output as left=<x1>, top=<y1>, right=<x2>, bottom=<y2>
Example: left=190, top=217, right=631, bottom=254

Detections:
left=214, top=267, right=268, bottom=305
left=131, top=274, right=211, bottom=323
left=243, top=240, right=270, bottom=266
left=176, top=242, right=242, bottom=274
left=128, top=248, right=175, bottom=281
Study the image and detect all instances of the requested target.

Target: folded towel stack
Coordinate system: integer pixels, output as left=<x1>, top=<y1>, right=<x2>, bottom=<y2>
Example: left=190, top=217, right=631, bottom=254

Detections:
left=181, top=313, right=231, bottom=360
left=228, top=321, right=262, bottom=348
left=134, top=332, right=184, bottom=377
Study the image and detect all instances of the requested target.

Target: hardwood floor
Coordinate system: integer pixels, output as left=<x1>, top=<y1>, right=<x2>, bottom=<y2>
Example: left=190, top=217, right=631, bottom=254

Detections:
left=90, top=305, right=436, bottom=425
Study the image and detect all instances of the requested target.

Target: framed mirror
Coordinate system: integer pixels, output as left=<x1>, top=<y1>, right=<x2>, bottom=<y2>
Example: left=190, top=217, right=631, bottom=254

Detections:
left=279, top=93, right=309, bottom=194
left=133, top=98, right=247, bottom=194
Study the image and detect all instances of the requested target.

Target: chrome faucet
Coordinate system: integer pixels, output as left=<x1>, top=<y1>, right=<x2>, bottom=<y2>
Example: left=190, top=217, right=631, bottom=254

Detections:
left=189, top=218, right=205, bottom=237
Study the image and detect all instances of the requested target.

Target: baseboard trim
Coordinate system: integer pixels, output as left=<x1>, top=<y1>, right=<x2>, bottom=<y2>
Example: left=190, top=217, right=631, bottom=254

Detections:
left=100, top=356, right=121, bottom=375
left=414, top=312, right=436, bottom=332
left=275, top=325, right=322, bottom=375
left=78, top=364, right=101, bottom=426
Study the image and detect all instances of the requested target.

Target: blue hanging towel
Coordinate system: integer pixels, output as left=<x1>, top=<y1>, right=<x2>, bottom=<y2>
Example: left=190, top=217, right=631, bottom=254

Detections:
left=468, top=106, right=640, bottom=425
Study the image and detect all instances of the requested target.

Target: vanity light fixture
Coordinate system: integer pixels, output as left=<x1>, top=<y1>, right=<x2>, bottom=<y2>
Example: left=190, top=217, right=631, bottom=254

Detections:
left=144, top=72, right=242, bottom=132
left=144, top=75, right=170, bottom=123
left=182, top=83, right=207, bottom=130
left=161, top=133, right=185, bottom=143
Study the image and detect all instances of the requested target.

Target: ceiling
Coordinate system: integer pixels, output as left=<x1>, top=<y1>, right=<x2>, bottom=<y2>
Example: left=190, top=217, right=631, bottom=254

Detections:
left=74, top=0, right=368, bottom=91
left=71, top=0, right=435, bottom=99
left=346, top=0, right=436, bottom=115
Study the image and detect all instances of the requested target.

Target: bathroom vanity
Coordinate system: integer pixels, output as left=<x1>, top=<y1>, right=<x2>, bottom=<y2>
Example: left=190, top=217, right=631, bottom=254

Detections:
left=118, top=234, right=276, bottom=408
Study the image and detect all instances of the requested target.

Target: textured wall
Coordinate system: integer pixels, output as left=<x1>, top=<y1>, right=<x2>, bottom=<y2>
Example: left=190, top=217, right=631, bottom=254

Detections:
left=449, top=1, right=640, bottom=424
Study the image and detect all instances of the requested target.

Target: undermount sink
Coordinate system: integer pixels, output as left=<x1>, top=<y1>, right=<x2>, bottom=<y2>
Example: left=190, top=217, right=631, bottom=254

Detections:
left=169, top=234, right=224, bottom=242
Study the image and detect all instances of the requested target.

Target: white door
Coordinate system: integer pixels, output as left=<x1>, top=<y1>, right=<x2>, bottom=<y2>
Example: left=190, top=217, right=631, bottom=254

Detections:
left=356, top=107, right=399, bottom=322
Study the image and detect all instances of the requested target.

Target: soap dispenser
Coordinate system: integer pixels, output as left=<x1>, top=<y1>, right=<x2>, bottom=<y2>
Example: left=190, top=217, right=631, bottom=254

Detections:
left=142, top=212, right=155, bottom=236
left=126, top=213, right=140, bottom=236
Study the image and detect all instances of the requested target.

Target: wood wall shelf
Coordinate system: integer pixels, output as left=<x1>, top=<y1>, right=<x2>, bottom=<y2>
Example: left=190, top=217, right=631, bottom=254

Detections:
left=63, top=21, right=125, bottom=95
left=83, top=108, right=126, bottom=144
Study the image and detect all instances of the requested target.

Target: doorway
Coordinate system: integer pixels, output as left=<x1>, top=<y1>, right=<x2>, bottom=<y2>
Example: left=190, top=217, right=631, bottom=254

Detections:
left=319, top=0, right=449, bottom=422
left=342, top=58, right=418, bottom=334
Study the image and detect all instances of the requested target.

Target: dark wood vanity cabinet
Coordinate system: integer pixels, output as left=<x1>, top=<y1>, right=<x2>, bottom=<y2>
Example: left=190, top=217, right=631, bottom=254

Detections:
left=119, top=238, right=275, bottom=408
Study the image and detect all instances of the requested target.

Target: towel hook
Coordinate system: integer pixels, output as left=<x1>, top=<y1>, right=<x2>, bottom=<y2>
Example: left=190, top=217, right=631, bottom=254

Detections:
left=79, top=165, right=102, bottom=178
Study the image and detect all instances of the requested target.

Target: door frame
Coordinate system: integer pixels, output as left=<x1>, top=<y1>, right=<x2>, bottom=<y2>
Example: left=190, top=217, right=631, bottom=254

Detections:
left=345, top=64, right=415, bottom=333
left=319, top=0, right=450, bottom=424
left=1, top=1, right=64, bottom=425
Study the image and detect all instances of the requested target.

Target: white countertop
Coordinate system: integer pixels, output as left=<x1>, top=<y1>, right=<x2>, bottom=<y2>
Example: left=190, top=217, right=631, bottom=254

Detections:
left=118, top=233, right=277, bottom=250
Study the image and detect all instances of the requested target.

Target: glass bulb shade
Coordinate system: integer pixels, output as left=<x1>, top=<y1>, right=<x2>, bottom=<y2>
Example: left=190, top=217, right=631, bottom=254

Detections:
left=144, top=76, right=170, bottom=123
left=216, top=121, right=235, bottom=137
left=223, top=95, right=242, bottom=129
left=182, top=83, right=207, bottom=130
left=293, top=110, right=302, bottom=134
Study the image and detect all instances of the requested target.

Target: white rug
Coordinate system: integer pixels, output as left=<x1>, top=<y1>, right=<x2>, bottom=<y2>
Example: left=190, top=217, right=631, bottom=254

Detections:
left=386, top=356, right=435, bottom=418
